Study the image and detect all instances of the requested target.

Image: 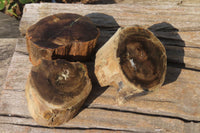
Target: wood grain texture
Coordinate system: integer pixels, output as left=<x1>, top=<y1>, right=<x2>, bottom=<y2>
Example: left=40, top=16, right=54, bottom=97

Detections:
left=19, top=3, right=200, bottom=70
left=0, top=13, right=20, bottom=38
left=19, top=3, right=200, bottom=33
left=0, top=39, right=17, bottom=92
left=0, top=124, right=127, bottom=133
left=1, top=108, right=200, bottom=133
left=114, top=0, right=200, bottom=5
left=0, top=38, right=200, bottom=132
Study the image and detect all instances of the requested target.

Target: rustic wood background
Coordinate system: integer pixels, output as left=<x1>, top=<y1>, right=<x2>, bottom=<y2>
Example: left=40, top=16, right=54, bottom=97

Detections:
left=0, top=12, right=20, bottom=38
left=1, top=2, right=200, bottom=133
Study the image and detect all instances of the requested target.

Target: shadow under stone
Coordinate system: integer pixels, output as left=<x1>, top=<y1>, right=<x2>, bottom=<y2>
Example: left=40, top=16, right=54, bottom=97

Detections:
left=85, top=12, right=119, bottom=61
left=80, top=13, right=119, bottom=107
left=148, top=22, right=185, bottom=85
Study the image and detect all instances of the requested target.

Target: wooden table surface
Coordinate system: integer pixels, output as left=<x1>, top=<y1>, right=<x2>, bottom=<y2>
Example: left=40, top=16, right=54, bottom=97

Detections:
left=0, top=12, right=20, bottom=38
left=0, top=2, right=200, bottom=133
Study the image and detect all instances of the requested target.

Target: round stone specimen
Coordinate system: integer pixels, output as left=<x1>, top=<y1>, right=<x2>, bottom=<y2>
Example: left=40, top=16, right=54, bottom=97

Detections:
left=26, top=13, right=100, bottom=65
left=95, top=26, right=167, bottom=104
left=25, top=59, right=92, bottom=127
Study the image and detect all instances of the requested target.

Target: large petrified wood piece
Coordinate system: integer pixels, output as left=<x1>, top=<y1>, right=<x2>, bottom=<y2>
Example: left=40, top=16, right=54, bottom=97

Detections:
left=25, top=59, right=92, bottom=127
left=95, top=26, right=167, bottom=104
left=26, top=13, right=100, bottom=66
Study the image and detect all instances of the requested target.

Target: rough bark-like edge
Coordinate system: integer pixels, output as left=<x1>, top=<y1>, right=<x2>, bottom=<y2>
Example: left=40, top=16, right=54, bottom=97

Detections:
left=95, top=26, right=167, bottom=104
left=26, top=25, right=100, bottom=66
left=25, top=61, right=92, bottom=127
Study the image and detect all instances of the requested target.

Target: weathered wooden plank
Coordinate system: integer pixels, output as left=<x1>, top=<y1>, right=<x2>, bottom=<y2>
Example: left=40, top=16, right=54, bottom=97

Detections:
left=151, top=31, right=200, bottom=48
left=1, top=91, right=200, bottom=133
left=165, top=45, right=200, bottom=69
left=0, top=38, right=200, bottom=129
left=114, top=0, right=200, bottom=5
left=2, top=86, right=187, bottom=133
left=0, top=123, right=126, bottom=133
left=0, top=13, right=20, bottom=38
left=86, top=67, right=200, bottom=121
left=165, top=46, right=200, bottom=59
left=0, top=39, right=17, bottom=92
left=19, top=3, right=200, bottom=37
left=1, top=39, right=31, bottom=93
left=1, top=108, right=200, bottom=133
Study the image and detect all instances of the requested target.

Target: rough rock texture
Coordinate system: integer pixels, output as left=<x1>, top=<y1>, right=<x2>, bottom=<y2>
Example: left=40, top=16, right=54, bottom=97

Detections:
left=95, top=26, right=167, bottom=104
left=26, top=13, right=99, bottom=65
left=26, top=59, right=92, bottom=127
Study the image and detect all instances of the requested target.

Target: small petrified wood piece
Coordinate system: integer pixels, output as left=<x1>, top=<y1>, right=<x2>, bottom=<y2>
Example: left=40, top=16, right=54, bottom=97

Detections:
left=95, top=26, right=167, bottom=104
left=25, top=59, right=92, bottom=127
left=26, top=13, right=100, bottom=66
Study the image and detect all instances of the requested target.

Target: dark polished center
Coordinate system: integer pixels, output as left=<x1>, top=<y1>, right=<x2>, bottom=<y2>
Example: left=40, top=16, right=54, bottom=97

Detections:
left=27, top=13, right=99, bottom=49
left=117, top=34, right=165, bottom=90
left=31, top=59, right=87, bottom=105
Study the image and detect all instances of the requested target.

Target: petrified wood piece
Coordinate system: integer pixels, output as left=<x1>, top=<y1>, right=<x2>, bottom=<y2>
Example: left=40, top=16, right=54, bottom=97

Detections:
left=25, top=59, right=92, bottom=127
left=26, top=13, right=100, bottom=66
left=95, top=26, right=167, bottom=104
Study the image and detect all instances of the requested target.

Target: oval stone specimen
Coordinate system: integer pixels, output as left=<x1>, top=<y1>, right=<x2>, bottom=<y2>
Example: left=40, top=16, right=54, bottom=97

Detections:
left=26, top=13, right=100, bottom=66
left=25, top=59, right=92, bottom=127
left=95, top=26, right=167, bottom=104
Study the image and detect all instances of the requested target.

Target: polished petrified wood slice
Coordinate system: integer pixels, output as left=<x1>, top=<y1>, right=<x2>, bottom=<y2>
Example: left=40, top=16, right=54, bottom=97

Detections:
left=95, top=26, right=167, bottom=104
left=25, top=59, right=92, bottom=127
left=26, top=13, right=100, bottom=65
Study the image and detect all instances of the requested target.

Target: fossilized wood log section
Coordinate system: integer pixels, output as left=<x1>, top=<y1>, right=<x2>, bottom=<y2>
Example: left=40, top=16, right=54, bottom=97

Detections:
left=95, top=26, right=167, bottom=104
left=26, top=13, right=100, bottom=65
left=25, top=59, right=92, bottom=127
